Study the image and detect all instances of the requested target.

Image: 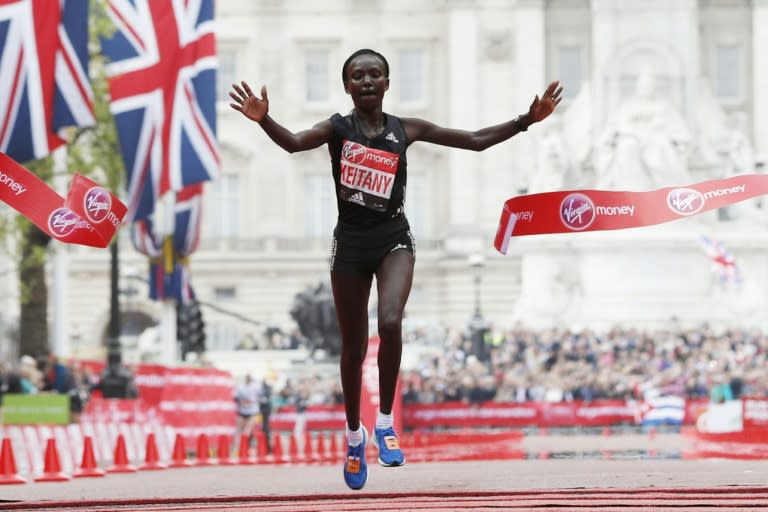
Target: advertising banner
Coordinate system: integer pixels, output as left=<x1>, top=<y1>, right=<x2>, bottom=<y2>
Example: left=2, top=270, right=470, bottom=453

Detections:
left=3, top=394, right=70, bottom=425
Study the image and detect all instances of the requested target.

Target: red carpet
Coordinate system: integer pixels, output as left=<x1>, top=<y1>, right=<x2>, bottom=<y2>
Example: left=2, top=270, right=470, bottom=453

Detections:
left=3, top=487, right=768, bottom=511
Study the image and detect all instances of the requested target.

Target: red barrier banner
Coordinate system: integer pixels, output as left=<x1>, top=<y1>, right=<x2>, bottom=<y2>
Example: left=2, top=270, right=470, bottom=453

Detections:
left=404, top=402, right=534, bottom=429
left=271, top=405, right=347, bottom=432
left=80, top=361, right=236, bottom=443
left=0, top=152, right=126, bottom=247
left=684, top=398, right=710, bottom=424
left=495, top=174, right=768, bottom=254
left=80, top=397, right=150, bottom=424
left=361, top=336, right=403, bottom=433
left=743, top=398, right=768, bottom=430
left=404, top=401, right=640, bottom=429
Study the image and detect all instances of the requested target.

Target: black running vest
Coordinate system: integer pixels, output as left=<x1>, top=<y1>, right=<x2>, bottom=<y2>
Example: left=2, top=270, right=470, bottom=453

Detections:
left=328, top=112, right=409, bottom=227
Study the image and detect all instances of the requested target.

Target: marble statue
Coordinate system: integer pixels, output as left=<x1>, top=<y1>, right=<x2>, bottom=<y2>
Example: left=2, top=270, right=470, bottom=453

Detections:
left=594, top=74, right=692, bottom=190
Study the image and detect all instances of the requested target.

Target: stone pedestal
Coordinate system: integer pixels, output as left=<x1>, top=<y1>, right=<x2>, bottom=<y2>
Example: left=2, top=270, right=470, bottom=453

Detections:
left=510, top=219, right=768, bottom=330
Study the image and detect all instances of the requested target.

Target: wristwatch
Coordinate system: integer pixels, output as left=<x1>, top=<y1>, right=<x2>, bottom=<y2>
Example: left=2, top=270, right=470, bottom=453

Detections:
left=514, top=114, right=531, bottom=132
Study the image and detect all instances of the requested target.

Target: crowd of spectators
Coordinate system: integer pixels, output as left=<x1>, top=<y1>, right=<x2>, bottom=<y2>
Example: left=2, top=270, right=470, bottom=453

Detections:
left=398, top=323, right=767, bottom=406
left=253, top=322, right=768, bottom=409
left=3, top=322, right=765, bottom=422
left=0, top=353, right=96, bottom=422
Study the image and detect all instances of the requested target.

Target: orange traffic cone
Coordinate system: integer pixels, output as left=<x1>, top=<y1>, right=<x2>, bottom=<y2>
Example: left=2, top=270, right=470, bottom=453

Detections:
left=288, top=434, right=300, bottom=464
left=217, top=435, right=234, bottom=465
left=255, top=431, right=268, bottom=463
left=0, top=438, right=26, bottom=484
left=237, top=433, right=254, bottom=464
left=303, top=431, right=314, bottom=463
left=139, top=433, right=166, bottom=470
left=195, top=434, right=213, bottom=466
left=315, top=432, right=327, bottom=464
left=107, top=434, right=136, bottom=473
left=168, top=433, right=191, bottom=468
left=35, top=438, right=70, bottom=482
left=328, top=432, right=339, bottom=464
left=272, top=433, right=284, bottom=464
left=74, top=436, right=105, bottom=478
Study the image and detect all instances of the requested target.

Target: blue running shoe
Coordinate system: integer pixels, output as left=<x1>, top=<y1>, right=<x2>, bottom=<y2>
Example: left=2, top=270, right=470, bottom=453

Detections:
left=343, top=426, right=368, bottom=490
left=373, top=426, right=405, bottom=467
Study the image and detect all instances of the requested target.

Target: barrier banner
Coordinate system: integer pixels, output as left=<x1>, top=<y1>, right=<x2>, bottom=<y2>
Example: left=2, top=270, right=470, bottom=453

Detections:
left=402, top=400, right=637, bottom=429
left=360, top=336, right=403, bottom=434
left=80, top=362, right=236, bottom=444
left=743, top=398, right=768, bottom=431
left=0, top=152, right=126, bottom=247
left=495, top=174, right=768, bottom=254
left=271, top=405, right=347, bottom=432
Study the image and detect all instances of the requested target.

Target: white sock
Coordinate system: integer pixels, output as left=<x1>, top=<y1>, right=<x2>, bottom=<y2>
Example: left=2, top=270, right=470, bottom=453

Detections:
left=376, top=411, right=393, bottom=429
left=346, top=424, right=363, bottom=447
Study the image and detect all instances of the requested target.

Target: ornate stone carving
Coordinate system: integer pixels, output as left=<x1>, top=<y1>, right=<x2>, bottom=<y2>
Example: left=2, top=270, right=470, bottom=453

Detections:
left=594, top=73, right=692, bottom=190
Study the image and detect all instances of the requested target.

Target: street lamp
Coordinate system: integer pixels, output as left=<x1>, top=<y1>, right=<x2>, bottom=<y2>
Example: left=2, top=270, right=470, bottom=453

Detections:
left=467, top=253, right=488, bottom=361
left=468, top=254, right=486, bottom=322
left=101, top=241, right=136, bottom=399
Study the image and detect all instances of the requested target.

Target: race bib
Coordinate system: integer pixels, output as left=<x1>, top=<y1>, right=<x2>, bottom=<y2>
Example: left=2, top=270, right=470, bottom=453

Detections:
left=339, top=140, right=399, bottom=212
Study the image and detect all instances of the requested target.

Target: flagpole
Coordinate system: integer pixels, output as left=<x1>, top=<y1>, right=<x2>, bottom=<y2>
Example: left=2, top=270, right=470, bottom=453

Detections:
left=51, top=147, right=70, bottom=359
left=156, top=192, right=178, bottom=366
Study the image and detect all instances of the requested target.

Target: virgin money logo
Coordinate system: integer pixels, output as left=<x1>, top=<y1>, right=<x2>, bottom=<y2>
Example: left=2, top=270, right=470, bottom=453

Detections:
left=48, top=208, right=79, bottom=238
left=560, top=193, right=595, bottom=231
left=84, top=187, right=112, bottom=224
left=342, top=141, right=367, bottom=164
left=667, top=188, right=704, bottom=216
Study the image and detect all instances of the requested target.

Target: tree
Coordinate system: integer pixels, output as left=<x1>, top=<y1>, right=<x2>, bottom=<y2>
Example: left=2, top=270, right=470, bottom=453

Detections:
left=16, top=158, right=53, bottom=358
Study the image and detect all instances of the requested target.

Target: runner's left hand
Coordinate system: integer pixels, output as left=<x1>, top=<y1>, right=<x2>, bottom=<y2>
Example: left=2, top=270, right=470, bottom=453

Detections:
left=527, top=81, right=563, bottom=123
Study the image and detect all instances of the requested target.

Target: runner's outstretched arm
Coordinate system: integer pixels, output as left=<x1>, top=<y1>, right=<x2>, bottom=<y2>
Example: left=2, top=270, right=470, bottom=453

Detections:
left=403, top=80, right=563, bottom=151
left=229, top=81, right=332, bottom=153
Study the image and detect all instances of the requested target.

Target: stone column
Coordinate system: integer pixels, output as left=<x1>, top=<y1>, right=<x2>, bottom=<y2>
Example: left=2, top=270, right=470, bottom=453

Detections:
left=513, top=0, right=546, bottom=116
left=445, top=6, right=480, bottom=250
left=754, top=0, right=768, bottom=159
left=512, top=0, right=546, bottom=199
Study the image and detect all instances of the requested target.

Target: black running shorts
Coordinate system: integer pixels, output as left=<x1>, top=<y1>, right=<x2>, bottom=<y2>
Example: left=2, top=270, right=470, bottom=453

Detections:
left=330, top=217, right=415, bottom=277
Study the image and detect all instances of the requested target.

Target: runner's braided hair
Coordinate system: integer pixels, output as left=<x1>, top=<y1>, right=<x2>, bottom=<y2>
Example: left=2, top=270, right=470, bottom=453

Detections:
left=342, top=49, right=390, bottom=83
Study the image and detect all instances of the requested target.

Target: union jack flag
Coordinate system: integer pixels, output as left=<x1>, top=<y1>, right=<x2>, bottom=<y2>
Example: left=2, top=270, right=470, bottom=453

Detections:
left=101, top=0, right=219, bottom=224
left=699, top=235, right=742, bottom=284
left=53, top=0, right=95, bottom=132
left=0, top=1, right=60, bottom=162
left=0, top=0, right=92, bottom=163
left=130, top=181, right=203, bottom=304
